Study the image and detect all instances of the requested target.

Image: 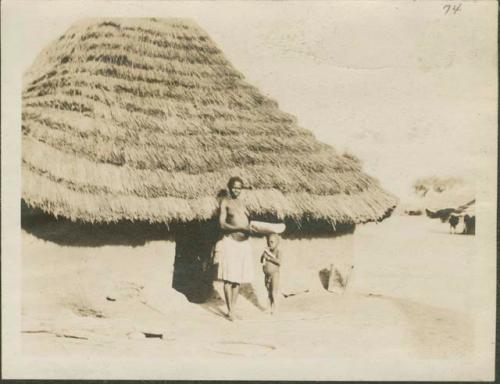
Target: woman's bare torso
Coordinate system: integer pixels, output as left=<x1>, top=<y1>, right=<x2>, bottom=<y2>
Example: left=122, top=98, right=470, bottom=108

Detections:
left=223, top=198, right=249, bottom=241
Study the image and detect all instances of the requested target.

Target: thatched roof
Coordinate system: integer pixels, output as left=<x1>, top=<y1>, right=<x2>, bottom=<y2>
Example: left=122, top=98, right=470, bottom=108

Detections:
left=22, top=18, right=397, bottom=226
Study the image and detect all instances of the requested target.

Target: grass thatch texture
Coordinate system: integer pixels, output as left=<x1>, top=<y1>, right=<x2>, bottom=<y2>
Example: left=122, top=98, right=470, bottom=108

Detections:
left=23, top=167, right=394, bottom=224
left=22, top=18, right=397, bottom=226
left=24, top=136, right=374, bottom=197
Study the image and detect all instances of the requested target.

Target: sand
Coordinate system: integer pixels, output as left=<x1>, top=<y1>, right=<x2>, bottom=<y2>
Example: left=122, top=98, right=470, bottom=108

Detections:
left=21, top=215, right=477, bottom=367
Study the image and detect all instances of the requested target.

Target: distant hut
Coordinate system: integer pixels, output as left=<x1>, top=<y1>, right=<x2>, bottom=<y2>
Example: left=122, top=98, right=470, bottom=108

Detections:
left=403, top=177, right=474, bottom=218
left=22, top=18, right=397, bottom=304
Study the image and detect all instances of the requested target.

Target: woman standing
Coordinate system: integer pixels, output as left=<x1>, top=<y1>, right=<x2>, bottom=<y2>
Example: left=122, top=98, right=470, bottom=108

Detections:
left=216, top=176, right=254, bottom=321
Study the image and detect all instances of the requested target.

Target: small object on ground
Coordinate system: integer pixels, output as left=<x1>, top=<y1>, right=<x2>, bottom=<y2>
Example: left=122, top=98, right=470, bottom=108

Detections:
left=106, top=296, right=116, bottom=301
left=407, top=210, right=422, bottom=216
left=249, top=221, right=286, bottom=235
left=143, top=332, right=163, bottom=339
left=326, top=266, right=348, bottom=294
left=23, top=330, right=88, bottom=340
left=57, top=333, right=88, bottom=340
left=282, top=289, right=309, bottom=298
left=22, top=329, right=52, bottom=334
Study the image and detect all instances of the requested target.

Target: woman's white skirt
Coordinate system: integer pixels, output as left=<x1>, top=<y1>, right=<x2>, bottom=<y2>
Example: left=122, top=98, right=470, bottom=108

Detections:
left=215, top=235, right=254, bottom=284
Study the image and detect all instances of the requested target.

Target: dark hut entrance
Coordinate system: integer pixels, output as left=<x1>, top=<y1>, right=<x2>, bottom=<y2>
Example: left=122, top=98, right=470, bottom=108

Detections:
left=172, top=220, right=220, bottom=303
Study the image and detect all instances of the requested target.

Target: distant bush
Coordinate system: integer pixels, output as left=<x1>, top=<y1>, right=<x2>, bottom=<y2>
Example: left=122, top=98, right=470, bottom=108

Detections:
left=412, top=176, right=464, bottom=196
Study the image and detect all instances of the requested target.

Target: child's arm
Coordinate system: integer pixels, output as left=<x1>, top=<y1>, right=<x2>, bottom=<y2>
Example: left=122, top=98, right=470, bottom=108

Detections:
left=262, top=249, right=275, bottom=263
left=260, top=251, right=266, bottom=264
left=264, top=249, right=281, bottom=266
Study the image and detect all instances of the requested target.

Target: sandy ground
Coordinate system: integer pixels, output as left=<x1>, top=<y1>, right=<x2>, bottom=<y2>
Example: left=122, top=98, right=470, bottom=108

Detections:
left=21, top=215, right=476, bottom=363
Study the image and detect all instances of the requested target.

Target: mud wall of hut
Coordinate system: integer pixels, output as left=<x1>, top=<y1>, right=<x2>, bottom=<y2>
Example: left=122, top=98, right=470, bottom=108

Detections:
left=22, top=202, right=355, bottom=314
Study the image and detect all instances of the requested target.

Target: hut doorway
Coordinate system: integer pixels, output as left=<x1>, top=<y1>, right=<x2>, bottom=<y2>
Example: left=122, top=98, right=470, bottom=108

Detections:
left=172, top=221, right=220, bottom=303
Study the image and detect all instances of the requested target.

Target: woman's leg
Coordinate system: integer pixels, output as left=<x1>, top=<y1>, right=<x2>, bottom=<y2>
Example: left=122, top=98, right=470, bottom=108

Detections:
left=223, top=281, right=233, bottom=318
left=231, top=283, right=240, bottom=312
left=265, top=274, right=272, bottom=307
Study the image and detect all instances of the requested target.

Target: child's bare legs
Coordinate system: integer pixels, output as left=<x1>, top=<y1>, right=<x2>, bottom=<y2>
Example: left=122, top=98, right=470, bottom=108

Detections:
left=264, top=274, right=276, bottom=313
left=264, top=274, right=271, bottom=309
left=268, top=273, right=280, bottom=314
left=272, top=273, right=280, bottom=313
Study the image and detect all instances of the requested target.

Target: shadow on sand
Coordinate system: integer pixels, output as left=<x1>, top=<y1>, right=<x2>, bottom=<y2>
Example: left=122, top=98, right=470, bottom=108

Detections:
left=199, top=283, right=267, bottom=321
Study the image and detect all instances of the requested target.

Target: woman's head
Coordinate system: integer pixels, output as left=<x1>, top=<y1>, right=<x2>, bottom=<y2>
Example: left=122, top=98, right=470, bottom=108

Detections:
left=227, top=176, right=244, bottom=198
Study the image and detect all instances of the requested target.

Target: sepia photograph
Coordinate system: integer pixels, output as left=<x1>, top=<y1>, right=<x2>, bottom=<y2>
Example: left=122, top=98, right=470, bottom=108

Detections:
left=1, top=0, right=497, bottom=380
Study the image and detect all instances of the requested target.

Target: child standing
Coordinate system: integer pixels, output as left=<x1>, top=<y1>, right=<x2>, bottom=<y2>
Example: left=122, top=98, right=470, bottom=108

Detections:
left=260, top=234, right=282, bottom=314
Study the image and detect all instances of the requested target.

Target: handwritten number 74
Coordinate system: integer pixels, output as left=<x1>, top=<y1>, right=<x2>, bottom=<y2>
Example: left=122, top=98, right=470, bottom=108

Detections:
left=443, top=3, right=462, bottom=14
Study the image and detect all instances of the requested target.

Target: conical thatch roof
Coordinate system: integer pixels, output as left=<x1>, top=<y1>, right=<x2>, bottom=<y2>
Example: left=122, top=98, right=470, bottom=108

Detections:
left=22, top=18, right=397, bottom=226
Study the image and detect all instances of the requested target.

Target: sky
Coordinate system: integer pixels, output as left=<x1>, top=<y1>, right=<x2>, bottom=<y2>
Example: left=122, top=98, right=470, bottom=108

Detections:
left=3, top=0, right=497, bottom=198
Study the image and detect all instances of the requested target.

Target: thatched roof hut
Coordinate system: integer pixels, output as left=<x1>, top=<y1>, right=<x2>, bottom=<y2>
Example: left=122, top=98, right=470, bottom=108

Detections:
left=22, top=18, right=396, bottom=230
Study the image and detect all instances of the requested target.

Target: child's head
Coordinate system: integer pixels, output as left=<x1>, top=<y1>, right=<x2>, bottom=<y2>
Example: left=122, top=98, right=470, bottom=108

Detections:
left=266, top=233, right=280, bottom=250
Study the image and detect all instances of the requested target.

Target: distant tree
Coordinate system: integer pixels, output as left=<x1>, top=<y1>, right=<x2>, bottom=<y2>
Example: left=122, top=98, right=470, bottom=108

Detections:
left=412, top=176, right=464, bottom=196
